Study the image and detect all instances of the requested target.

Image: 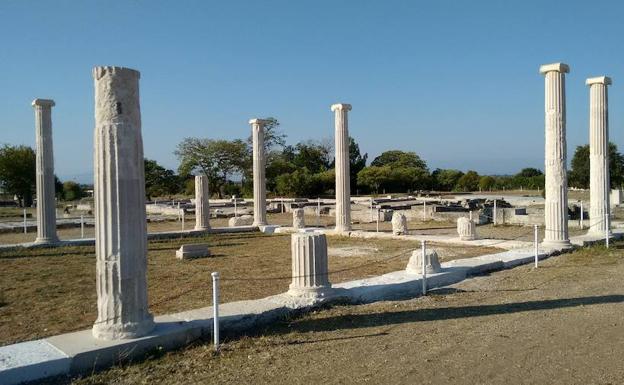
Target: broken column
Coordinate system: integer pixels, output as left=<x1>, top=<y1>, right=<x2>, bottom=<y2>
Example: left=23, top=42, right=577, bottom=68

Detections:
left=406, top=248, right=441, bottom=274
left=332, top=103, right=352, bottom=232
left=92, top=66, right=154, bottom=340
left=391, top=211, right=408, bottom=235
left=540, top=63, right=571, bottom=248
left=32, top=99, right=59, bottom=244
left=587, top=76, right=612, bottom=236
left=288, top=232, right=332, bottom=298
left=250, top=119, right=267, bottom=226
left=293, top=208, right=305, bottom=229
left=457, top=217, right=477, bottom=240
left=194, top=175, right=210, bottom=231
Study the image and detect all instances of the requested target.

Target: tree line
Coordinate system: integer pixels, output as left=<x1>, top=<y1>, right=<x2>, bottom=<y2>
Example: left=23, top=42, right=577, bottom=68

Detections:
left=1, top=121, right=624, bottom=205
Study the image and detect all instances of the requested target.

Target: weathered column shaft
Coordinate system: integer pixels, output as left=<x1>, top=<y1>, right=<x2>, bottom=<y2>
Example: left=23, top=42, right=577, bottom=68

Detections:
left=587, top=76, right=612, bottom=235
left=250, top=119, right=267, bottom=226
left=288, top=232, right=331, bottom=297
left=32, top=99, right=58, bottom=244
left=194, top=175, right=210, bottom=230
left=332, top=103, right=352, bottom=232
left=540, top=63, right=571, bottom=247
left=92, top=66, right=154, bottom=340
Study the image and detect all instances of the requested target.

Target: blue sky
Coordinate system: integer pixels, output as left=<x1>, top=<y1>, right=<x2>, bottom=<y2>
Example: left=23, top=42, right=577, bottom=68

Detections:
left=1, top=0, right=623, bottom=182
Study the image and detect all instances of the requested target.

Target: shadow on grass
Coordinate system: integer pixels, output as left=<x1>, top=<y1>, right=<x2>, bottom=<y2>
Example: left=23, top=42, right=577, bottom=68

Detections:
left=283, top=294, right=624, bottom=334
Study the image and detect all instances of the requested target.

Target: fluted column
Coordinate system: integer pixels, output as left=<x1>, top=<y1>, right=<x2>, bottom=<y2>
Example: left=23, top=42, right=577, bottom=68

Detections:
left=32, top=99, right=58, bottom=244
left=194, top=175, right=210, bottom=230
left=92, top=66, right=154, bottom=340
left=540, top=63, right=571, bottom=248
left=288, top=232, right=332, bottom=298
left=250, top=119, right=267, bottom=226
left=587, top=76, right=612, bottom=235
left=332, top=103, right=352, bottom=232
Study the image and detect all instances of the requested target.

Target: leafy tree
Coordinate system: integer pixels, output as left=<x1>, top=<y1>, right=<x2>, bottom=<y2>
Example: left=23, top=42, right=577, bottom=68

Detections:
left=176, top=138, right=249, bottom=198
left=431, top=169, right=464, bottom=191
left=144, top=159, right=181, bottom=200
left=516, top=168, right=543, bottom=178
left=370, top=150, right=427, bottom=169
left=0, top=145, right=36, bottom=207
left=456, top=170, right=480, bottom=192
left=62, top=181, right=84, bottom=201
left=569, top=143, right=624, bottom=189
left=479, top=176, right=496, bottom=191
left=357, top=166, right=391, bottom=194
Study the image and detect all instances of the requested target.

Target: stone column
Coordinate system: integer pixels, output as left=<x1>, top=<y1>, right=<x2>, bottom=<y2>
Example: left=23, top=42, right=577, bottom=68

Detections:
left=32, top=99, right=59, bottom=244
left=288, top=232, right=332, bottom=298
left=250, top=119, right=267, bottom=226
left=92, top=66, right=154, bottom=340
left=587, top=76, right=612, bottom=235
left=293, top=208, right=305, bottom=229
left=540, top=63, right=571, bottom=248
left=194, top=175, right=210, bottom=231
left=331, top=103, right=352, bottom=232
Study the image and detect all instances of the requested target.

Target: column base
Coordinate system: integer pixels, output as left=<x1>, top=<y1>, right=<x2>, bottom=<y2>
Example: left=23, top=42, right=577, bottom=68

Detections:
left=34, top=236, right=59, bottom=245
left=541, top=239, right=572, bottom=250
left=92, top=316, right=155, bottom=340
left=287, top=285, right=333, bottom=299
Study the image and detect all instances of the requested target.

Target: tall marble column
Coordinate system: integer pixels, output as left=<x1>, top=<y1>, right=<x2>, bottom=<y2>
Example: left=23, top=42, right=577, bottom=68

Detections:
left=194, top=175, right=210, bottom=231
left=540, top=63, right=571, bottom=248
left=587, top=76, right=612, bottom=236
left=92, top=66, right=154, bottom=340
left=331, top=103, right=352, bottom=232
left=250, top=118, right=267, bottom=226
left=32, top=99, right=59, bottom=244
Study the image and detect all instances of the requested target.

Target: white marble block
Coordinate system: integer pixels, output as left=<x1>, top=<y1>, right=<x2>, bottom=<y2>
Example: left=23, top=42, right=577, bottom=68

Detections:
left=587, top=76, right=612, bottom=236
left=194, top=175, right=210, bottom=231
left=176, top=243, right=211, bottom=260
left=288, top=232, right=332, bottom=298
left=92, top=66, right=154, bottom=340
left=228, top=215, right=254, bottom=227
left=457, top=217, right=477, bottom=240
left=540, top=63, right=571, bottom=248
left=406, top=248, right=441, bottom=274
left=391, top=212, right=408, bottom=235
left=293, top=208, right=305, bottom=229
left=32, top=99, right=58, bottom=245
left=332, top=103, right=352, bottom=232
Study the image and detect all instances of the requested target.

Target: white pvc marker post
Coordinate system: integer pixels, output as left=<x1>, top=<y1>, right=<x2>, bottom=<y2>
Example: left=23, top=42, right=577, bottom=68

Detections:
left=177, top=202, right=181, bottom=221
left=423, top=201, right=426, bottom=221
left=579, top=201, right=584, bottom=229
left=370, top=197, right=373, bottom=221
left=211, top=272, right=220, bottom=351
left=376, top=207, right=380, bottom=232
left=23, top=209, right=27, bottom=234
left=80, top=215, right=85, bottom=238
left=317, top=197, right=321, bottom=227
left=181, top=210, right=185, bottom=230
left=605, top=213, right=610, bottom=249
left=534, top=224, right=539, bottom=268
left=421, top=240, right=427, bottom=295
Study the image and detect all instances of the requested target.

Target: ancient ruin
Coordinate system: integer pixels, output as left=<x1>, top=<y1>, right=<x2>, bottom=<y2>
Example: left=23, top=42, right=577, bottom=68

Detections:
left=92, top=66, right=154, bottom=340
left=293, top=208, right=305, bottom=229
left=457, top=217, right=477, bottom=240
left=32, top=99, right=58, bottom=244
left=194, top=175, right=210, bottom=231
left=406, top=248, right=441, bottom=274
left=250, top=118, right=268, bottom=226
left=288, top=232, right=332, bottom=297
left=391, top=211, right=408, bottom=235
left=332, top=103, right=352, bottom=232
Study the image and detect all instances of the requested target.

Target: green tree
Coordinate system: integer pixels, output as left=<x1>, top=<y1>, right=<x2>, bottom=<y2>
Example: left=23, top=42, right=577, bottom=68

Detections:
left=357, top=166, right=391, bottom=194
left=516, top=168, right=543, bottom=178
left=479, top=175, right=496, bottom=191
left=176, top=138, right=249, bottom=198
left=0, top=144, right=36, bottom=207
left=431, top=169, right=464, bottom=191
left=456, top=170, right=480, bottom=192
left=568, top=143, right=624, bottom=189
left=370, top=150, right=427, bottom=169
left=62, top=181, right=84, bottom=201
left=144, top=159, right=181, bottom=200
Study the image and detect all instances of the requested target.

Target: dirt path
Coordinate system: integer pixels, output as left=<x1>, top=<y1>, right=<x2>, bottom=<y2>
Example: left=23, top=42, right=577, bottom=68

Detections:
left=68, top=243, right=624, bottom=385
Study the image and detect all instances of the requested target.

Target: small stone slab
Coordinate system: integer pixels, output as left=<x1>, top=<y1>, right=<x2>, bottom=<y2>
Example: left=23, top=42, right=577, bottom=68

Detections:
left=176, top=244, right=211, bottom=260
left=0, top=340, right=70, bottom=385
left=228, top=215, right=254, bottom=227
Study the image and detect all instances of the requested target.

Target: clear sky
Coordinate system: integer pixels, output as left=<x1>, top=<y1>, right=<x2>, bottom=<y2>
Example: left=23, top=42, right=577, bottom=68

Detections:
left=1, top=0, right=623, bottom=182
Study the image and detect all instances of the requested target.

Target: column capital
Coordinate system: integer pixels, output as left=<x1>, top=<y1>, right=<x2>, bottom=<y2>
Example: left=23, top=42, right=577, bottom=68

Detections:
left=539, top=63, right=570, bottom=75
left=586, top=76, right=612, bottom=86
left=32, top=99, right=55, bottom=107
left=249, top=118, right=268, bottom=126
left=331, top=103, right=352, bottom=112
